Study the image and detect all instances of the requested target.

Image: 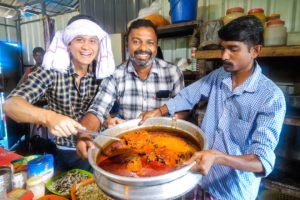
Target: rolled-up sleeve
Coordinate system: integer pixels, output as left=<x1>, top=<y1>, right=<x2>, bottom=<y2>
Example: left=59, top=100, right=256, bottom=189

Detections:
left=245, top=90, right=286, bottom=176
left=166, top=71, right=216, bottom=115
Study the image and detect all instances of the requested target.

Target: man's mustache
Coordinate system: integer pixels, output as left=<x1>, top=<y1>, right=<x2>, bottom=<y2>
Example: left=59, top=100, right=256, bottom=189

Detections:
left=222, top=60, right=233, bottom=66
left=134, top=50, right=152, bottom=57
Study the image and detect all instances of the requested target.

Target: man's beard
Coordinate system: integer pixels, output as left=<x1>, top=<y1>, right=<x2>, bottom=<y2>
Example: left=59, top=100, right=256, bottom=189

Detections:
left=129, top=50, right=154, bottom=68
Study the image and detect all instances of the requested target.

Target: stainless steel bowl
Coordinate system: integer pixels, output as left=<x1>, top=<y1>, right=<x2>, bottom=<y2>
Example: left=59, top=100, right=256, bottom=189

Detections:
left=88, top=117, right=207, bottom=200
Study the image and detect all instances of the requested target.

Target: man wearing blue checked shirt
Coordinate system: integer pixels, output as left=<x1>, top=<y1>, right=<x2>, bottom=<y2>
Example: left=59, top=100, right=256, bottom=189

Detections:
left=140, top=16, right=286, bottom=200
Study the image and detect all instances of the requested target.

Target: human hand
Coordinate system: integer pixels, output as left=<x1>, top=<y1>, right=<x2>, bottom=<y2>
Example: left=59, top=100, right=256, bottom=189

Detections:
left=173, top=111, right=190, bottom=120
left=184, top=150, right=223, bottom=176
left=45, top=111, right=85, bottom=137
left=138, top=109, right=161, bottom=125
left=105, top=117, right=125, bottom=128
left=76, top=134, right=95, bottom=159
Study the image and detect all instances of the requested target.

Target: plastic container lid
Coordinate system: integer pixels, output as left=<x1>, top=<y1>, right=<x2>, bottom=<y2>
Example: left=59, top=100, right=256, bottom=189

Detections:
left=26, top=176, right=43, bottom=186
left=268, top=13, right=280, bottom=20
left=267, top=19, right=285, bottom=26
left=248, top=8, right=264, bottom=14
left=226, top=7, right=244, bottom=14
left=27, top=154, right=54, bottom=177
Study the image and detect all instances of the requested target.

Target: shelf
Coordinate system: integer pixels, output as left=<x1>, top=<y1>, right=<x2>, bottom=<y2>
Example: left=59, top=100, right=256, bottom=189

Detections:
left=157, top=20, right=199, bottom=38
left=195, top=45, right=300, bottom=60
left=182, top=71, right=199, bottom=86
left=262, top=178, right=300, bottom=198
left=260, top=46, right=300, bottom=57
left=182, top=71, right=199, bottom=76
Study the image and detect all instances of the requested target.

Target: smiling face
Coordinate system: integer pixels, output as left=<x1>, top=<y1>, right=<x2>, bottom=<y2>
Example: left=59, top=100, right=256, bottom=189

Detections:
left=128, top=26, right=157, bottom=69
left=68, top=35, right=99, bottom=69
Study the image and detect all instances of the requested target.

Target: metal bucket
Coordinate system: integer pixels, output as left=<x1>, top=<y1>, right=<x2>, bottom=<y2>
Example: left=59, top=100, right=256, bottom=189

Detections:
left=88, top=117, right=207, bottom=200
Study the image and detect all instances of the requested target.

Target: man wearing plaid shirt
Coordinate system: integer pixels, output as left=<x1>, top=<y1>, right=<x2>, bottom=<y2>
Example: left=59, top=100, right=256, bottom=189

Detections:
left=3, top=15, right=115, bottom=171
left=77, top=19, right=185, bottom=159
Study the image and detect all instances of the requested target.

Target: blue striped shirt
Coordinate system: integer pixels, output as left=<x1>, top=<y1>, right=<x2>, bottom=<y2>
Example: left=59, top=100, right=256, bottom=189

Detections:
left=167, top=63, right=286, bottom=200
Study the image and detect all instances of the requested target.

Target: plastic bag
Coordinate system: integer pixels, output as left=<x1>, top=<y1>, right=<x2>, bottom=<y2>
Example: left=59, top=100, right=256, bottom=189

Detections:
left=138, top=1, right=161, bottom=18
left=127, top=1, right=170, bottom=27
left=190, top=20, right=223, bottom=50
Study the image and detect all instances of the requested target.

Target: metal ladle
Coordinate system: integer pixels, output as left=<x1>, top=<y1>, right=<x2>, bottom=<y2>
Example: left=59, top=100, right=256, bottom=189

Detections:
left=77, top=128, right=120, bottom=141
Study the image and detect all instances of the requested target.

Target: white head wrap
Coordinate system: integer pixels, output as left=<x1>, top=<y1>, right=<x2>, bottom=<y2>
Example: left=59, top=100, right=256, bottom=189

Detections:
left=42, top=19, right=115, bottom=79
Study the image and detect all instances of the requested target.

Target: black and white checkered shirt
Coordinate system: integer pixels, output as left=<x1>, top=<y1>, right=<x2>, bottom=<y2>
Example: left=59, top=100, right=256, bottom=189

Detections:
left=9, top=65, right=100, bottom=147
left=88, top=58, right=184, bottom=123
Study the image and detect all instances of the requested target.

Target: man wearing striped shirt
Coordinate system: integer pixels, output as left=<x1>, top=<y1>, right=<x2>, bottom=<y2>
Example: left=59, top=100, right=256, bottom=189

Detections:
left=140, top=16, right=286, bottom=199
left=76, top=19, right=185, bottom=159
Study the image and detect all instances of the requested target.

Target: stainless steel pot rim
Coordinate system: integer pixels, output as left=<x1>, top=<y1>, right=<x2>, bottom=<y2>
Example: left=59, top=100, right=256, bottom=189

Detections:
left=88, top=117, right=207, bottom=185
left=95, top=117, right=208, bottom=148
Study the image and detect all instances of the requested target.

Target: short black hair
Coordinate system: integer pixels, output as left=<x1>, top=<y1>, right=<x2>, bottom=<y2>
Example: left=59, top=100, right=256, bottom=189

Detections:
left=127, top=19, right=158, bottom=41
left=32, top=47, right=45, bottom=54
left=67, top=14, right=98, bottom=25
left=218, top=15, right=264, bottom=46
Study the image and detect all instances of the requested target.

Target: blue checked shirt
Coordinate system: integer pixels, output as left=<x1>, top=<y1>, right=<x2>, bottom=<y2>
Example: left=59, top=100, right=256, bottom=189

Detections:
left=166, top=63, right=286, bottom=200
left=9, top=65, right=100, bottom=148
left=88, top=58, right=184, bottom=123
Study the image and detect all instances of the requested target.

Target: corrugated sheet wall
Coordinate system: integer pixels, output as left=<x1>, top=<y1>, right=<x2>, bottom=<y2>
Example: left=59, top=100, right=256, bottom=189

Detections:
left=20, top=15, right=44, bottom=65
left=157, top=0, right=300, bottom=32
left=53, top=11, right=80, bottom=31
left=159, top=0, right=300, bottom=62
left=80, top=0, right=155, bottom=33
left=1, top=0, right=300, bottom=65
left=195, top=0, right=299, bottom=32
left=80, top=0, right=300, bottom=63
left=0, top=17, right=17, bottom=42
left=20, top=11, right=79, bottom=65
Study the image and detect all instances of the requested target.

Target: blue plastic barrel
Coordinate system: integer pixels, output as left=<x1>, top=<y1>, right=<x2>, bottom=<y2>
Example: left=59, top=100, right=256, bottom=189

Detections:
left=169, top=0, right=198, bottom=23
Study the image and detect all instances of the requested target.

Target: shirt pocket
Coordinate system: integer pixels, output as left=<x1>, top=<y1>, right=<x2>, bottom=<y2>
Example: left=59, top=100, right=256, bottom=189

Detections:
left=229, top=117, right=252, bottom=148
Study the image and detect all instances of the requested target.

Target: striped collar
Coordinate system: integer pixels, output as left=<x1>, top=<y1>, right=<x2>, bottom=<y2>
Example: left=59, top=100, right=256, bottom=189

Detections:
left=221, top=61, right=261, bottom=96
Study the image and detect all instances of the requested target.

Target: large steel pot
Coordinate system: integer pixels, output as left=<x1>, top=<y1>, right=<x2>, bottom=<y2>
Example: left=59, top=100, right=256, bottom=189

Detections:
left=88, top=117, right=207, bottom=200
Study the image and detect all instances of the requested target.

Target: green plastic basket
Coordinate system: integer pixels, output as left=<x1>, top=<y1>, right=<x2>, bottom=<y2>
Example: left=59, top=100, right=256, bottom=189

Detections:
left=45, top=169, right=93, bottom=198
